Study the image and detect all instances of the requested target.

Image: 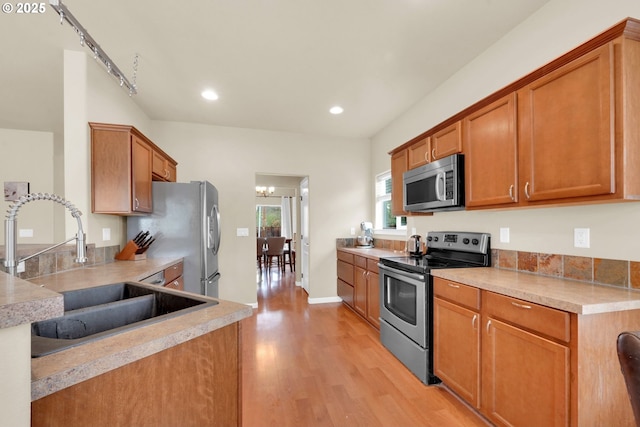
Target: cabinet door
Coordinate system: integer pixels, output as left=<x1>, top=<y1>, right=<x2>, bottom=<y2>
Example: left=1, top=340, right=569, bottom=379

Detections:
left=354, top=266, right=367, bottom=317
left=131, top=135, right=153, bottom=213
left=434, top=297, right=480, bottom=407
left=366, top=271, right=380, bottom=329
left=464, top=93, right=518, bottom=208
left=407, top=137, right=430, bottom=169
left=518, top=43, right=614, bottom=203
left=431, top=121, right=462, bottom=160
left=391, top=149, right=408, bottom=216
left=482, top=318, right=569, bottom=427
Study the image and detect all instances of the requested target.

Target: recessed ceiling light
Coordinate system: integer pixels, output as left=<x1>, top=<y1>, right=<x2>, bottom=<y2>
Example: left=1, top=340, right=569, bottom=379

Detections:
left=329, top=106, right=344, bottom=115
left=201, top=89, right=219, bottom=101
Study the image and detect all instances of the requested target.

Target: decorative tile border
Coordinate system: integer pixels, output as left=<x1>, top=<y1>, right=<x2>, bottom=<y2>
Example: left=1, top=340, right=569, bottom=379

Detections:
left=493, top=248, right=640, bottom=290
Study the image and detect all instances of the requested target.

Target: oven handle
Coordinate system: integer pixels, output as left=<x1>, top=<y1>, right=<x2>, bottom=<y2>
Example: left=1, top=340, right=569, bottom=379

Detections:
left=377, top=263, right=426, bottom=283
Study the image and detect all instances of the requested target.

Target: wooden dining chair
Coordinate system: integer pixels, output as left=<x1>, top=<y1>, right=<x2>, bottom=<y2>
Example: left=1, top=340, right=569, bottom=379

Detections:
left=256, top=237, right=267, bottom=270
left=265, top=237, right=286, bottom=273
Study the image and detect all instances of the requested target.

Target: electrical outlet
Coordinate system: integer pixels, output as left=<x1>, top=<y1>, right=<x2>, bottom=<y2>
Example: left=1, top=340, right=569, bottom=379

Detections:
left=500, top=227, right=510, bottom=243
left=574, top=228, right=590, bottom=248
left=350, top=227, right=355, bottom=236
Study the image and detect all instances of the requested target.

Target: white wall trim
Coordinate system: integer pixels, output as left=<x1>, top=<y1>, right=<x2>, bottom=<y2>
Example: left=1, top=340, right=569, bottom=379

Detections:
left=308, top=296, right=342, bottom=305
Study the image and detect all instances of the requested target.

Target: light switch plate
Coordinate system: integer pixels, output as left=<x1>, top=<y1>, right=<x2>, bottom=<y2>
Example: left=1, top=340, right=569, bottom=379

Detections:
left=102, top=228, right=111, bottom=241
left=19, top=228, right=33, bottom=238
left=236, top=228, right=249, bottom=237
left=499, top=227, right=510, bottom=243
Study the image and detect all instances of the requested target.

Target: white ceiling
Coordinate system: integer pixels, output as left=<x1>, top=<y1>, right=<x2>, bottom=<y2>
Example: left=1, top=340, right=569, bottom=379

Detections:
left=0, top=0, right=550, bottom=139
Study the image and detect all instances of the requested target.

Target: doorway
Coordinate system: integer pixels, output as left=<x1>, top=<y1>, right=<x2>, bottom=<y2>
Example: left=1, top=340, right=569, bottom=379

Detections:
left=255, top=174, right=307, bottom=290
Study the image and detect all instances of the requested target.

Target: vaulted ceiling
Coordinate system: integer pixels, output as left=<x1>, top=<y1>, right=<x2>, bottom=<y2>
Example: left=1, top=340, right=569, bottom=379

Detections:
left=0, top=0, right=550, bottom=138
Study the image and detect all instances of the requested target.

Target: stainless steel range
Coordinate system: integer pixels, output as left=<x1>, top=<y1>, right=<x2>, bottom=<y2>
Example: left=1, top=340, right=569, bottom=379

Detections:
left=378, top=231, right=490, bottom=384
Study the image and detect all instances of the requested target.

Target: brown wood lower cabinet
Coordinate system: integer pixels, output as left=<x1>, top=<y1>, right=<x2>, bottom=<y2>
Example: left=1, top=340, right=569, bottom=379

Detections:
left=163, top=261, right=184, bottom=290
left=434, top=276, right=640, bottom=427
left=337, top=250, right=380, bottom=330
left=31, top=323, right=242, bottom=427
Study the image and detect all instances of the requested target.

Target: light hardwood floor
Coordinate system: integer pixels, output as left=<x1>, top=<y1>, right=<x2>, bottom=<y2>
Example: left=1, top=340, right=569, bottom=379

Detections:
left=241, top=267, right=489, bottom=427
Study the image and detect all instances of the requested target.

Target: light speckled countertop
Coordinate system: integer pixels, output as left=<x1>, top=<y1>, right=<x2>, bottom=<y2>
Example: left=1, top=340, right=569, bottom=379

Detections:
left=0, top=258, right=253, bottom=401
left=0, top=272, right=63, bottom=328
left=337, top=246, right=402, bottom=260
left=431, top=267, right=640, bottom=315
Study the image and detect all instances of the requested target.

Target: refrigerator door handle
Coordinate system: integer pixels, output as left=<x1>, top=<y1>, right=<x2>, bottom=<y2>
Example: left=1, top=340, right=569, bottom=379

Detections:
left=208, top=204, right=221, bottom=255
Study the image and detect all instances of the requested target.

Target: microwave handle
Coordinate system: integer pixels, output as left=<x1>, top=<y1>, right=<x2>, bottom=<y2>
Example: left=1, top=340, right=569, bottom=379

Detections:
left=436, top=172, right=446, bottom=201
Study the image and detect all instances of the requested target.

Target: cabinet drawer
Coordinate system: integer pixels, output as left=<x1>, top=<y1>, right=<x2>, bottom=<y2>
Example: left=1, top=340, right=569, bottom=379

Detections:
left=337, top=251, right=354, bottom=263
left=164, top=276, right=184, bottom=291
left=355, top=256, right=367, bottom=269
left=434, top=278, right=480, bottom=310
left=337, top=260, right=354, bottom=285
left=337, top=279, right=354, bottom=307
left=164, top=262, right=183, bottom=284
left=367, top=258, right=379, bottom=274
left=483, top=291, right=570, bottom=342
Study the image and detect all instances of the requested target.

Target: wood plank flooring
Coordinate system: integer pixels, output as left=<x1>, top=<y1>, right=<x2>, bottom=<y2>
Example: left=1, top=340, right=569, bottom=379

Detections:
left=241, top=268, right=489, bottom=427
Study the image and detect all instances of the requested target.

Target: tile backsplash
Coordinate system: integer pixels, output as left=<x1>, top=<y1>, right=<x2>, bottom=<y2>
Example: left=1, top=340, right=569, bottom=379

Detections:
left=15, top=244, right=120, bottom=280
left=337, top=237, right=640, bottom=290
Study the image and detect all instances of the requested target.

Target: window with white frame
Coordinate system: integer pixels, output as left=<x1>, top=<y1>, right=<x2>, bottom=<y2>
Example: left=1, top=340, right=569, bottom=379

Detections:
left=375, top=171, right=406, bottom=231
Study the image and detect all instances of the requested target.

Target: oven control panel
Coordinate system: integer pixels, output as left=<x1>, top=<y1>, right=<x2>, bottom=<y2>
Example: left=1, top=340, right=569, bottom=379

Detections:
left=426, top=231, right=490, bottom=254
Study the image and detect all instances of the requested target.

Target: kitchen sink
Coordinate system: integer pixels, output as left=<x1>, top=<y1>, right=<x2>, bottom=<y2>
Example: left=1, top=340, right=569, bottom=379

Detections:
left=31, top=282, right=218, bottom=357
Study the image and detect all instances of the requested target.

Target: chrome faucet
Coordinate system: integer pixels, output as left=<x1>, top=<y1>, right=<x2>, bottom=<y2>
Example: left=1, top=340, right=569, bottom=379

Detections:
left=3, top=193, right=87, bottom=276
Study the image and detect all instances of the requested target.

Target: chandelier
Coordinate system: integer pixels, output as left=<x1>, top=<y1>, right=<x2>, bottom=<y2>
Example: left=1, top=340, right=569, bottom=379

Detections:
left=255, top=186, right=275, bottom=197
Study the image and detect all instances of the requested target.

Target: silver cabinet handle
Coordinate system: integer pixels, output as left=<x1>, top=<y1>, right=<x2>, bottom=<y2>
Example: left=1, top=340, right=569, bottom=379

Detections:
left=472, top=314, right=478, bottom=329
left=134, top=197, right=140, bottom=210
left=509, top=184, right=515, bottom=201
left=425, top=151, right=429, bottom=162
left=511, top=301, right=532, bottom=310
left=447, top=283, right=460, bottom=288
left=486, top=319, right=492, bottom=335
left=524, top=182, right=531, bottom=199
left=432, top=148, right=436, bottom=159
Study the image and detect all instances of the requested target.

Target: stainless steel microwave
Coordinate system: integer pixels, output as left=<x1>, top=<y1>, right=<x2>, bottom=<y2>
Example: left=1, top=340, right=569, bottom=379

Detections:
left=403, top=153, right=464, bottom=212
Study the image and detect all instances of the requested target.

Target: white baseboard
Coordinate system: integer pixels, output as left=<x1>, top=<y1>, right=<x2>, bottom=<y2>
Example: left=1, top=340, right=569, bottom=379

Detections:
left=307, top=296, right=342, bottom=305
left=295, top=281, right=302, bottom=287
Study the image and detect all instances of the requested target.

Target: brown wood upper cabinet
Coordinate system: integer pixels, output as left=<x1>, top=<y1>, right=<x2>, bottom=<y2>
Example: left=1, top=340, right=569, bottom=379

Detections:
left=430, top=121, right=462, bottom=161
left=391, top=19, right=640, bottom=211
left=90, top=122, right=178, bottom=215
left=407, top=136, right=430, bottom=169
left=464, top=93, right=518, bottom=208
left=518, top=43, right=615, bottom=205
left=152, top=150, right=177, bottom=182
left=391, top=149, right=409, bottom=216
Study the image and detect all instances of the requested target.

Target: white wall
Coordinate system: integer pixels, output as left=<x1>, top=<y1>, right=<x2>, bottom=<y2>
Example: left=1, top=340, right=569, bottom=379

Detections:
left=0, top=129, right=54, bottom=244
left=63, top=50, right=153, bottom=248
left=0, top=324, right=31, bottom=427
left=371, top=0, right=640, bottom=261
left=150, top=121, right=370, bottom=305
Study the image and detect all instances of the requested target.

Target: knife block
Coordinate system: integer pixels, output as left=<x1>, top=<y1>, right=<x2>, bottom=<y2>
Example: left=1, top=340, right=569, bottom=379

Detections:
left=115, top=240, right=147, bottom=261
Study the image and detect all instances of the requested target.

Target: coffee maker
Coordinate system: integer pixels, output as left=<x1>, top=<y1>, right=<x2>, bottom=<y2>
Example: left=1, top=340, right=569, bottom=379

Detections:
left=407, top=234, right=422, bottom=258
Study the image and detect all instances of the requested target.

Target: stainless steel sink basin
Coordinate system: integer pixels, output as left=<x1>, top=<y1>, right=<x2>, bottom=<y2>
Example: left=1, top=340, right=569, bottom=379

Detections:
left=31, top=282, right=218, bottom=357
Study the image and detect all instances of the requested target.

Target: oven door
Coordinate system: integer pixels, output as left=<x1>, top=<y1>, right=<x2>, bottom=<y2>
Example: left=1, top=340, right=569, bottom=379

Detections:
left=378, top=264, right=426, bottom=348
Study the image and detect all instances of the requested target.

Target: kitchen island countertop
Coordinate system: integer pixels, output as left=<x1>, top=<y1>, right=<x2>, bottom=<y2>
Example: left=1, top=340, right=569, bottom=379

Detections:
left=0, top=258, right=252, bottom=401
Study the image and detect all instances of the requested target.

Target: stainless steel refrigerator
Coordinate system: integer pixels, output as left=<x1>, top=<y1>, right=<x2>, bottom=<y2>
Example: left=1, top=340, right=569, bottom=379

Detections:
left=126, top=181, right=221, bottom=297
